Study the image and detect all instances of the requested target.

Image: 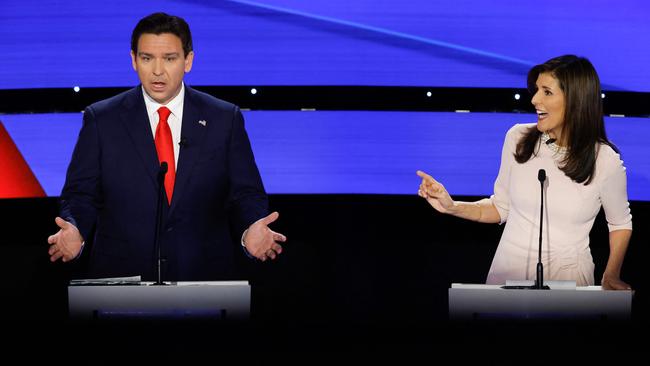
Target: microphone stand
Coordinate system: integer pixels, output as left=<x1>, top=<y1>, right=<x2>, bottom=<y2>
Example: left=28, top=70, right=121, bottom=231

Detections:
left=502, top=169, right=551, bottom=290
left=534, top=169, right=550, bottom=290
left=152, top=162, right=168, bottom=286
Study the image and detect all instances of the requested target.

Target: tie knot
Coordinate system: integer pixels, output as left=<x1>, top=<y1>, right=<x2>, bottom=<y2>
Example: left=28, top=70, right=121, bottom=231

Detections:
left=157, top=106, right=171, bottom=122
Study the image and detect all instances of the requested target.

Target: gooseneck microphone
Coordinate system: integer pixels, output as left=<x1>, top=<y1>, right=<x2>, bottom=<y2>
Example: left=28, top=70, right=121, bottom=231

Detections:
left=153, top=162, right=168, bottom=286
left=535, top=169, right=550, bottom=290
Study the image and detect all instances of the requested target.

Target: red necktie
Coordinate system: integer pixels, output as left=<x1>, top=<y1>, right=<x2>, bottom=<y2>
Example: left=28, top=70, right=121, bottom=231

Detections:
left=155, top=106, right=175, bottom=204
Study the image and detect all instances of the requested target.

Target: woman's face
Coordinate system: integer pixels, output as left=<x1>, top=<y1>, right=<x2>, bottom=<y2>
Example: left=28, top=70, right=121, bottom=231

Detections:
left=532, top=72, right=566, bottom=143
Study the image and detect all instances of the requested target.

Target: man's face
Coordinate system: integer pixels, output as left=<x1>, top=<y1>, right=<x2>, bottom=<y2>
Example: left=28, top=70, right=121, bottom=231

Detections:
left=131, top=33, right=193, bottom=104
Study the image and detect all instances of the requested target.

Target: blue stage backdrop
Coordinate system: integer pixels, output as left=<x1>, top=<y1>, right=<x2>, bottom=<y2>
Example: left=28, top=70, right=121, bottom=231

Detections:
left=0, top=0, right=648, bottom=91
left=2, top=111, right=649, bottom=201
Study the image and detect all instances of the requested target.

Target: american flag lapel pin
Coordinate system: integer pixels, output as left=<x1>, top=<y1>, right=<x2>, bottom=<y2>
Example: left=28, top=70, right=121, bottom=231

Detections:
left=198, top=120, right=207, bottom=126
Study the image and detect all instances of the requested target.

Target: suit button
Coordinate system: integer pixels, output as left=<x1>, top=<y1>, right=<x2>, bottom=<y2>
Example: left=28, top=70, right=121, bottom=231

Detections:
left=166, top=226, right=173, bottom=232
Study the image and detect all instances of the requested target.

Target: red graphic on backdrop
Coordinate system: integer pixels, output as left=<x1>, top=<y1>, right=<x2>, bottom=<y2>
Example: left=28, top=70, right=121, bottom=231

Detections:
left=0, top=120, right=46, bottom=198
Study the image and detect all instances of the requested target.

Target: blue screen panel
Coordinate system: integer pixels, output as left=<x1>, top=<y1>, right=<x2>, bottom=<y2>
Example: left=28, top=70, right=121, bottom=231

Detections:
left=2, top=111, right=649, bottom=200
left=0, top=0, right=648, bottom=90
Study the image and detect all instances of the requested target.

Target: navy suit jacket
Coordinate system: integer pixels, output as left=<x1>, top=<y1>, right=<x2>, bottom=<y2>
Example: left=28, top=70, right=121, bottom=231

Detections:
left=60, top=86, right=268, bottom=280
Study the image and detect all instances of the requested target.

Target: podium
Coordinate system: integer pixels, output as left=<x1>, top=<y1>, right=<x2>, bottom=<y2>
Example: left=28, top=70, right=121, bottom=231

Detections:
left=448, top=282, right=632, bottom=321
left=68, top=280, right=251, bottom=321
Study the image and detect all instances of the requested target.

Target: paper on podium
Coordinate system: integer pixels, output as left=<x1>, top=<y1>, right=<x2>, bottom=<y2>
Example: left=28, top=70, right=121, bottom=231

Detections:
left=69, top=276, right=142, bottom=286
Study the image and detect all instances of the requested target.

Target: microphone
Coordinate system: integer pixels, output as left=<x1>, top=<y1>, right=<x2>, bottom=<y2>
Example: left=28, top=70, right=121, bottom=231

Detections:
left=502, top=170, right=552, bottom=290
left=546, top=138, right=556, bottom=145
left=535, top=169, right=550, bottom=290
left=153, top=162, right=168, bottom=286
left=179, top=137, right=188, bottom=148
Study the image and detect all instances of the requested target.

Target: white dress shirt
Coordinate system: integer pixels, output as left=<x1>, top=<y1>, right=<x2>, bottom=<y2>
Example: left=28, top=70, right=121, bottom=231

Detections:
left=142, top=83, right=185, bottom=169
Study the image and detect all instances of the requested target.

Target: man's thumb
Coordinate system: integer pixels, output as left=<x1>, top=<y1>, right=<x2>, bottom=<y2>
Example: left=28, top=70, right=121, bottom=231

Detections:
left=261, top=211, right=279, bottom=225
left=55, top=217, right=69, bottom=229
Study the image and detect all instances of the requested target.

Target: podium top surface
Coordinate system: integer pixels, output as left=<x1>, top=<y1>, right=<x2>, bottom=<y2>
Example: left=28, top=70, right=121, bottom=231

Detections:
left=69, top=278, right=249, bottom=287
left=449, top=282, right=632, bottom=320
left=450, top=282, right=626, bottom=292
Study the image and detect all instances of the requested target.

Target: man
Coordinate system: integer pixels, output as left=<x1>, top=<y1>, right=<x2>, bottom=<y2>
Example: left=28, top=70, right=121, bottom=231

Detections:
left=47, top=12, right=285, bottom=280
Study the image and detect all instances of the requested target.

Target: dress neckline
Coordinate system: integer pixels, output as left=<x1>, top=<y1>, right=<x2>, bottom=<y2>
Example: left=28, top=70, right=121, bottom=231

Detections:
left=541, top=132, right=567, bottom=155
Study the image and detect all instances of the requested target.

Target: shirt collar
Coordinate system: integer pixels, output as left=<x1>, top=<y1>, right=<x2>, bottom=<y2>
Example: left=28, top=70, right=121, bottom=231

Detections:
left=142, top=83, right=185, bottom=120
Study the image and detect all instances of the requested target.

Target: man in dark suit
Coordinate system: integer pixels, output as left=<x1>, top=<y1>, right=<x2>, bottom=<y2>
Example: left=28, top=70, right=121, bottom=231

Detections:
left=47, top=12, right=285, bottom=280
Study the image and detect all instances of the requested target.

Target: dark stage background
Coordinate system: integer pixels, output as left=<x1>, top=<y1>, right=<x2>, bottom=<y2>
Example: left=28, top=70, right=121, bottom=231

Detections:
left=1, top=195, right=647, bottom=361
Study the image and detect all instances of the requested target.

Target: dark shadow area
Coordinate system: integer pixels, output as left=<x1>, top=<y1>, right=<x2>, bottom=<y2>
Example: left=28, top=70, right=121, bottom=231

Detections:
left=0, top=195, right=647, bottom=360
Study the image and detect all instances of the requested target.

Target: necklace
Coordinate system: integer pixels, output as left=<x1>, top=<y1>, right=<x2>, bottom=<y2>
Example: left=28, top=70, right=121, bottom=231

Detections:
left=541, top=132, right=566, bottom=155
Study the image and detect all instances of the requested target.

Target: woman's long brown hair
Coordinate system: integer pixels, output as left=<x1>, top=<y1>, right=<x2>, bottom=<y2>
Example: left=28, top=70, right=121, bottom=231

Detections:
left=515, top=55, right=618, bottom=185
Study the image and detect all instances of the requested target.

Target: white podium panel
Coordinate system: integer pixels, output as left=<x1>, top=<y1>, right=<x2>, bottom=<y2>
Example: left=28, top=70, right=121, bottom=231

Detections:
left=69, top=281, right=250, bottom=321
left=449, top=283, right=632, bottom=321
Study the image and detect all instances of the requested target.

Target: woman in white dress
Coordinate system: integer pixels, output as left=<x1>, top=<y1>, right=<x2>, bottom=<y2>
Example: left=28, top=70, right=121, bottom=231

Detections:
left=417, top=55, right=632, bottom=290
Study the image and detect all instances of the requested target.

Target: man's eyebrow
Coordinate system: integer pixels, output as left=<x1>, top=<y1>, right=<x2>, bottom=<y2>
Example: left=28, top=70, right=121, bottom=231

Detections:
left=137, top=52, right=180, bottom=57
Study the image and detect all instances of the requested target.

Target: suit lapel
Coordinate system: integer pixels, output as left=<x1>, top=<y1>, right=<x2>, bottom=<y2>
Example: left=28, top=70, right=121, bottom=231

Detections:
left=169, top=87, right=208, bottom=214
left=120, top=87, right=160, bottom=189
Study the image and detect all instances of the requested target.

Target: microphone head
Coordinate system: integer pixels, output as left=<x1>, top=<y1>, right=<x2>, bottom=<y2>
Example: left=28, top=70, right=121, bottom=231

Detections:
left=538, top=169, right=546, bottom=182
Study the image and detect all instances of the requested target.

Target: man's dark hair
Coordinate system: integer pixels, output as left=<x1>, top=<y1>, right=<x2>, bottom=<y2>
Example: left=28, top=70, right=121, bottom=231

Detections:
left=131, top=12, right=193, bottom=57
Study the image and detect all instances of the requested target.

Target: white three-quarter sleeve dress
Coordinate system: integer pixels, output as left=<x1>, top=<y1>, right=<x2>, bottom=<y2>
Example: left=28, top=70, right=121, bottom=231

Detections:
left=487, top=123, right=633, bottom=286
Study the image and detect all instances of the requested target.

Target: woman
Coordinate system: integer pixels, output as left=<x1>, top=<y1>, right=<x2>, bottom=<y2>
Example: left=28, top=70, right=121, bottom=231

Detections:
left=417, top=55, right=632, bottom=290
